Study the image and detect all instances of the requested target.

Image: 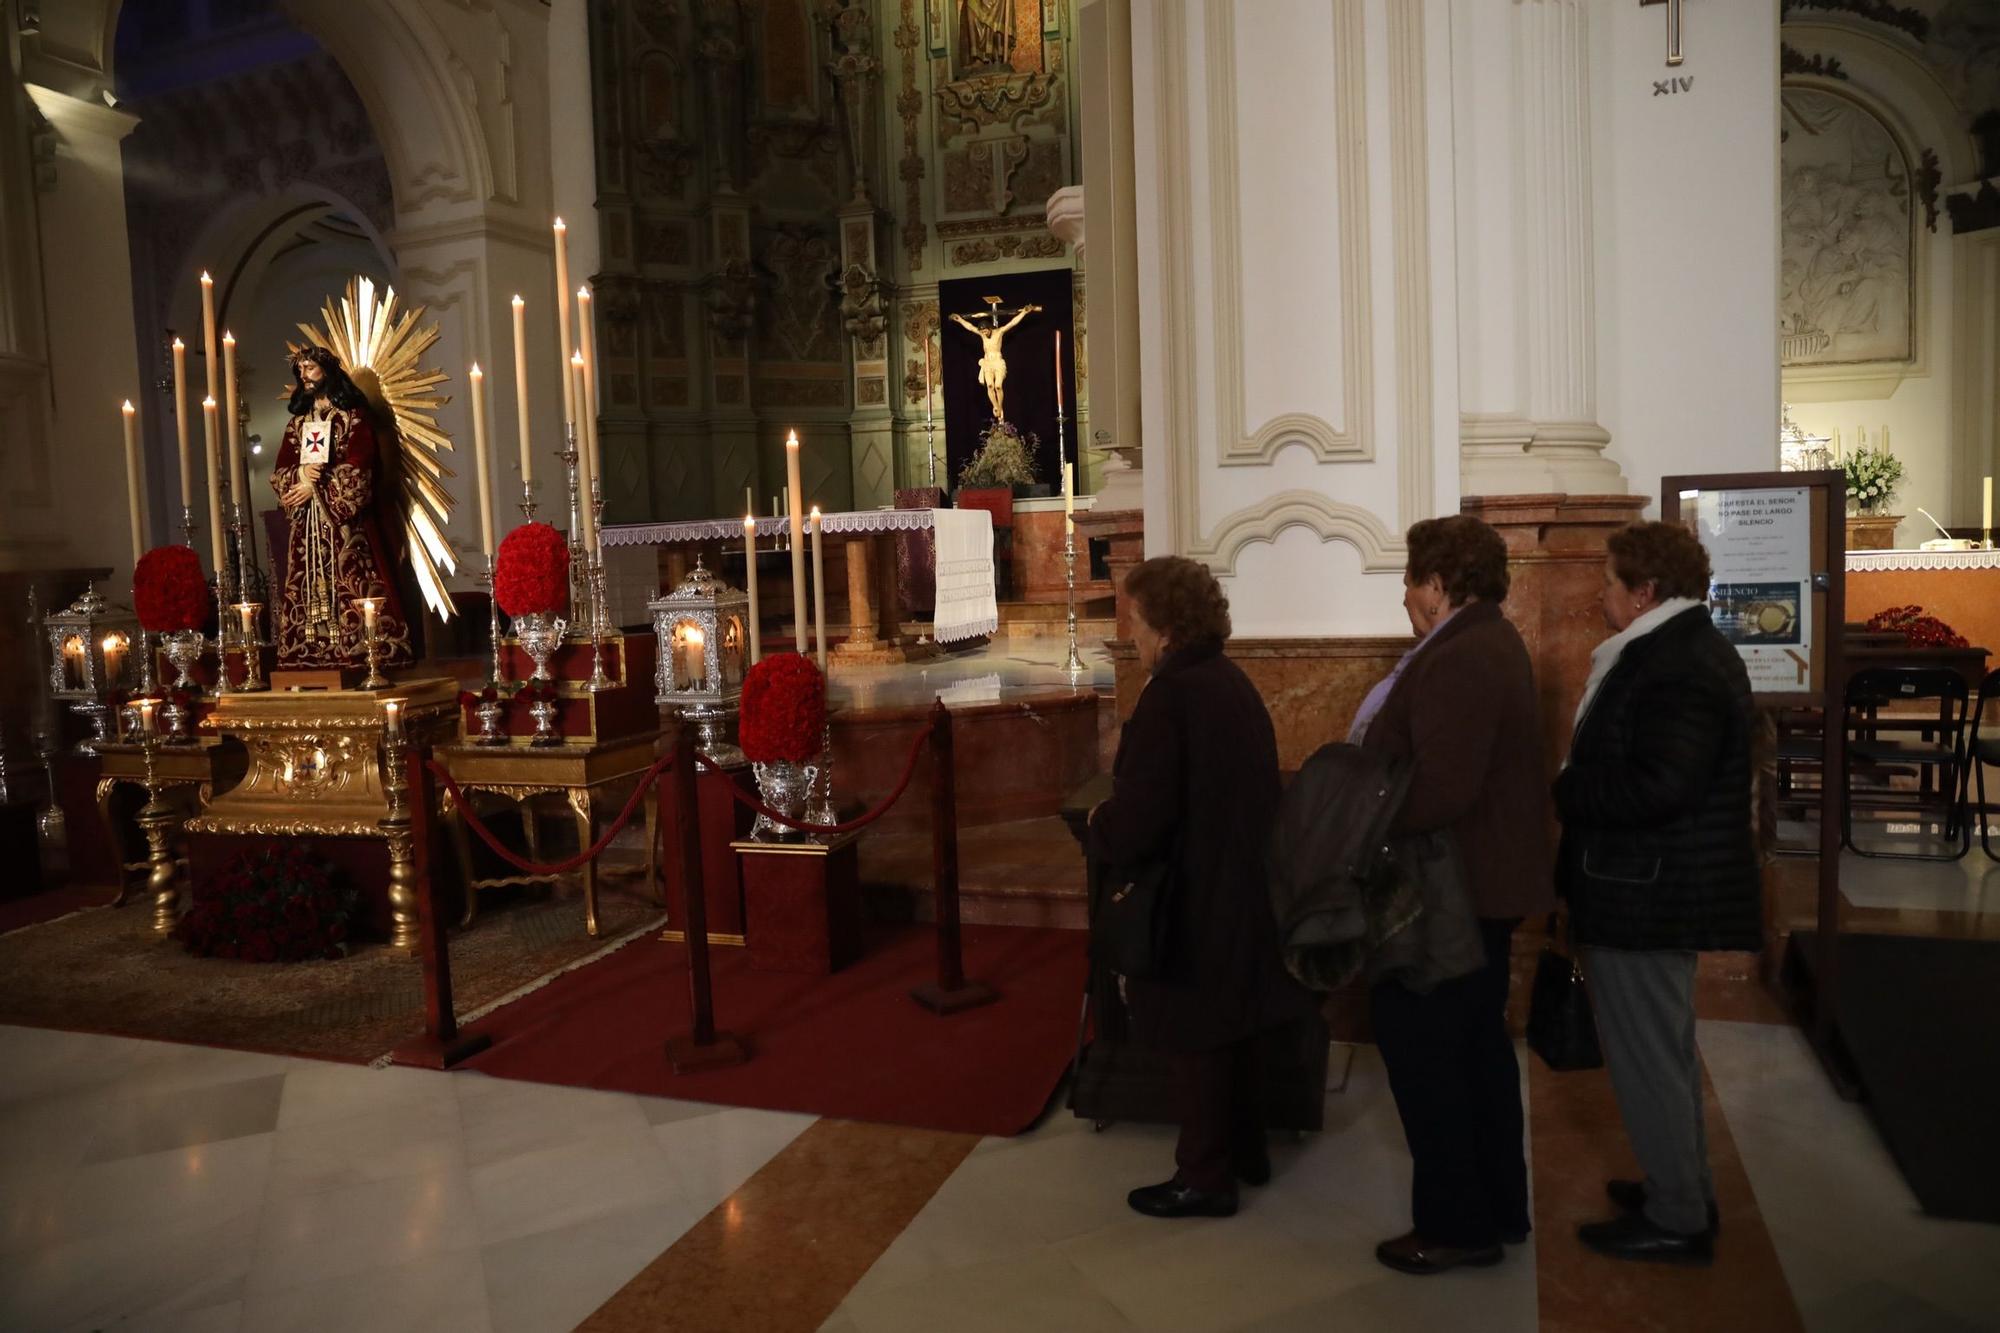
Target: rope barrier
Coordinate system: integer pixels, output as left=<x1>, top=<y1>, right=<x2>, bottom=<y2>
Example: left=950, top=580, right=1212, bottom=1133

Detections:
left=700, top=721, right=935, bottom=836
left=423, top=718, right=936, bottom=878
left=426, top=748, right=676, bottom=877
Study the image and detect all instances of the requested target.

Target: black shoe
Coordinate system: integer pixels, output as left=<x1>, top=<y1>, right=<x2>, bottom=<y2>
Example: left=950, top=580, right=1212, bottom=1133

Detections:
left=1233, top=1156, right=1272, bottom=1187
left=1127, top=1180, right=1238, bottom=1219
left=1374, top=1231, right=1504, bottom=1276
left=1605, top=1179, right=1720, bottom=1235
left=1577, top=1213, right=1714, bottom=1266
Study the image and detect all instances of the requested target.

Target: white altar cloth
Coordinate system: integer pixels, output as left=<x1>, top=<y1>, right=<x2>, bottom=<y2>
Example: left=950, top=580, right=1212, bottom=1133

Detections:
left=601, top=508, right=999, bottom=645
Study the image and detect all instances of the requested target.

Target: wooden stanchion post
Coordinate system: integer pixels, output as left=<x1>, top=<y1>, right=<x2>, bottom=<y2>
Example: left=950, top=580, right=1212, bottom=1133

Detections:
left=391, top=740, right=493, bottom=1069
left=667, top=721, right=749, bottom=1071
left=913, top=699, right=997, bottom=1014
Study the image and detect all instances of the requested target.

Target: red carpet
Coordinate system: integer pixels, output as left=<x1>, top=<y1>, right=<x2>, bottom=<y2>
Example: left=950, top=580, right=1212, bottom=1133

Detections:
left=458, top=923, right=1088, bottom=1137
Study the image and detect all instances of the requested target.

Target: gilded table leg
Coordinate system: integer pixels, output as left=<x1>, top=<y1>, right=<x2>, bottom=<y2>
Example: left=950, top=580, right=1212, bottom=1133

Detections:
left=570, top=786, right=599, bottom=937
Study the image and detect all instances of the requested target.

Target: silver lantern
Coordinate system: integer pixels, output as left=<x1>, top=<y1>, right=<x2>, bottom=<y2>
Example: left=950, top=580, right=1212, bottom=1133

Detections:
left=649, top=558, right=749, bottom=765
left=45, top=583, right=140, bottom=754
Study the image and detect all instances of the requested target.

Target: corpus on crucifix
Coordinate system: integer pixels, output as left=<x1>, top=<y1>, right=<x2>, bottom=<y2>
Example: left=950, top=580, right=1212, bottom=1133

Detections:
left=949, top=296, right=1042, bottom=423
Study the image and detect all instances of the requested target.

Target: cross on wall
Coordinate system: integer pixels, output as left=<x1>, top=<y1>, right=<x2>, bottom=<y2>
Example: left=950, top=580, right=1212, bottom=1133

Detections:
left=1640, top=0, right=1685, bottom=68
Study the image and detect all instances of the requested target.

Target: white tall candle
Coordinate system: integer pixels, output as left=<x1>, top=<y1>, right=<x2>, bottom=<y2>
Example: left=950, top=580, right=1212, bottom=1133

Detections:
left=553, top=218, right=575, bottom=436
left=785, top=432, right=806, bottom=652
left=1983, top=475, right=1992, bottom=536
left=199, top=271, right=218, bottom=407
left=511, top=295, right=533, bottom=487
left=172, top=337, right=192, bottom=512
left=743, top=515, right=762, bottom=663
left=810, top=506, right=826, bottom=672
left=121, top=401, right=145, bottom=565
left=469, top=363, right=495, bottom=556
left=577, top=286, right=600, bottom=518
left=571, top=354, right=596, bottom=555
left=202, top=397, right=224, bottom=571
left=222, top=331, right=245, bottom=508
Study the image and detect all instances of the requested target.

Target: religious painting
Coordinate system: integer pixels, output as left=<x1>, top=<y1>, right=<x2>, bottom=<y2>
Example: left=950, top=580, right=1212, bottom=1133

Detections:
left=938, top=268, right=1074, bottom=487
left=1780, top=88, right=1915, bottom=368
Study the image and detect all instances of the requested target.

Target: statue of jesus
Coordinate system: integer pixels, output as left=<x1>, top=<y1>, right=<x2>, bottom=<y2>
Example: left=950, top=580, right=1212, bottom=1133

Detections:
left=950, top=299, right=1041, bottom=422
left=270, top=346, right=413, bottom=670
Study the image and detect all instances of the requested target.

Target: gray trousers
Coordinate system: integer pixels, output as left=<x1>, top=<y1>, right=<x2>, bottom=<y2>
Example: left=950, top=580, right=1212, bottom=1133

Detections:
left=1580, top=946, right=1714, bottom=1235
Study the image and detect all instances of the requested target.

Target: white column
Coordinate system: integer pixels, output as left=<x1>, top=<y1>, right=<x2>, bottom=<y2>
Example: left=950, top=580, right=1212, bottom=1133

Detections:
left=1457, top=0, right=1623, bottom=497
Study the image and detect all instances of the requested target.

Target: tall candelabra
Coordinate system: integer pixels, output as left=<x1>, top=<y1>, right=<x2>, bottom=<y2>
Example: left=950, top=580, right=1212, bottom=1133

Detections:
left=587, top=477, right=613, bottom=693
left=475, top=554, right=509, bottom=744
left=1057, top=403, right=1085, bottom=679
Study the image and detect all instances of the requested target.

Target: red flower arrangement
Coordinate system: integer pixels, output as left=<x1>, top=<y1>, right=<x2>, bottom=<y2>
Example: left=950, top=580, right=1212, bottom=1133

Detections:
left=739, top=653, right=827, bottom=763
left=133, top=545, right=210, bottom=633
left=1865, top=604, right=1969, bottom=649
left=495, top=522, right=570, bottom=617
left=178, top=845, right=355, bottom=963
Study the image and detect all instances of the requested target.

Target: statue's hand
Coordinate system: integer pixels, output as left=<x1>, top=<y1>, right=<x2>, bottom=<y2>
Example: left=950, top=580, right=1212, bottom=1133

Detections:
left=299, top=463, right=324, bottom=487
left=280, top=481, right=314, bottom=510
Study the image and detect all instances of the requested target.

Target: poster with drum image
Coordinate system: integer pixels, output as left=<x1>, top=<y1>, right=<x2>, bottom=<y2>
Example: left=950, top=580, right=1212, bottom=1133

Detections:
left=1689, top=486, right=1815, bottom=691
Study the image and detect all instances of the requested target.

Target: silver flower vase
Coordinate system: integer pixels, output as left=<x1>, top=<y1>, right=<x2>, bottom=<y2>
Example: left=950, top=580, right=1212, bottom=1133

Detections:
left=514, top=612, right=567, bottom=684
left=751, top=761, right=819, bottom=840
left=474, top=698, right=508, bottom=745
left=162, top=629, right=205, bottom=693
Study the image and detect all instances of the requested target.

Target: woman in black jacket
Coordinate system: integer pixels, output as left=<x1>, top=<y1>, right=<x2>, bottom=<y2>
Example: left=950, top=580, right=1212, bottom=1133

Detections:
left=1089, top=556, right=1316, bottom=1219
left=1555, top=521, right=1760, bottom=1266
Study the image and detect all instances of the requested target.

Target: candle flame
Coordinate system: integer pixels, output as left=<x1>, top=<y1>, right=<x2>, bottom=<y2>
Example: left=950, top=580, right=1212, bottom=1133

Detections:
left=202, top=397, right=217, bottom=409
left=200, top=271, right=212, bottom=284
left=786, top=431, right=799, bottom=448
left=122, top=400, right=134, bottom=412
left=470, top=362, right=482, bottom=376
left=571, top=351, right=584, bottom=366
left=577, top=287, right=590, bottom=301
left=553, top=217, right=566, bottom=230
left=172, top=337, right=184, bottom=348
left=511, top=294, right=524, bottom=307
left=810, top=506, right=821, bottom=519
left=745, top=514, right=756, bottom=527
left=222, top=330, right=234, bottom=344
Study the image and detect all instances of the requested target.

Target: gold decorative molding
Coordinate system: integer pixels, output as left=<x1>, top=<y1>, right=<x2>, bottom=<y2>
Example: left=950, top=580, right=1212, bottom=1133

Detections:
left=895, top=0, right=927, bottom=271
left=934, top=69, right=1062, bottom=138
left=935, top=214, right=1058, bottom=239
left=949, top=234, right=1066, bottom=266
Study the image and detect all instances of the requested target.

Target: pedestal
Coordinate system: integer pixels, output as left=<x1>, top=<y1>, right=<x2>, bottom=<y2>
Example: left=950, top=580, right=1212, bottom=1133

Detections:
left=734, top=832, right=863, bottom=974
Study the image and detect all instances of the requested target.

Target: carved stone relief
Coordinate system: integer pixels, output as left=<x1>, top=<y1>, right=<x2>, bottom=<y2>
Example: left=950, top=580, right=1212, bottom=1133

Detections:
left=1780, top=88, right=1914, bottom=367
left=759, top=227, right=841, bottom=363
left=948, top=234, right=1065, bottom=266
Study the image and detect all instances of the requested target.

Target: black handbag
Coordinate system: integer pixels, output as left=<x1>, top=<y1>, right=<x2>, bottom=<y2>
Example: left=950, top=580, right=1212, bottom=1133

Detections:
left=1527, top=914, right=1603, bottom=1072
left=1094, top=856, right=1174, bottom=981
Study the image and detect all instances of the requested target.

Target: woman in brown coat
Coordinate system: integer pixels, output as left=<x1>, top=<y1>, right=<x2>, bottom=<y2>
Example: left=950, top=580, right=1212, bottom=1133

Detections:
left=1088, top=557, right=1317, bottom=1219
left=1356, top=515, right=1554, bottom=1274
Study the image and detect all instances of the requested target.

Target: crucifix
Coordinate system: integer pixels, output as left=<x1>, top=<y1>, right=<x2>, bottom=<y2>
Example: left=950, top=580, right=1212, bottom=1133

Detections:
left=1640, top=0, right=1684, bottom=67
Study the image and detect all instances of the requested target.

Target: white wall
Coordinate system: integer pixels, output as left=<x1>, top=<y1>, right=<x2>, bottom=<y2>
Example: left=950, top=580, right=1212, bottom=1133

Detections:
left=1592, top=0, right=1780, bottom=513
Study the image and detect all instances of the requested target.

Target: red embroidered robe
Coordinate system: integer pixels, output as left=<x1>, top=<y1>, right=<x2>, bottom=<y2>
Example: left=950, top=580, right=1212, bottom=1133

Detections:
left=269, top=404, right=413, bottom=669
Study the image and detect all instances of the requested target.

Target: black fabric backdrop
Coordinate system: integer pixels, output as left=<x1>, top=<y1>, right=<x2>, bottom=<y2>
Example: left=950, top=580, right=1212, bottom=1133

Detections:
left=938, top=269, right=1075, bottom=490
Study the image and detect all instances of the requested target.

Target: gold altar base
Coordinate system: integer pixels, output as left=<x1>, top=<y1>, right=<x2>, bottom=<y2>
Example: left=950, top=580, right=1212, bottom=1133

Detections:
left=185, top=677, right=460, bottom=839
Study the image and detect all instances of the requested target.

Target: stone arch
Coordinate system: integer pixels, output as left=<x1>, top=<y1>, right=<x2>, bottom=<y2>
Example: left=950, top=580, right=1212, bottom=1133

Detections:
left=281, top=0, right=493, bottom=223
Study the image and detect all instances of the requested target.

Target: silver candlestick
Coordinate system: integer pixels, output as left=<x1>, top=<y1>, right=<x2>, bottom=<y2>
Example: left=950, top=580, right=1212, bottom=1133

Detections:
left=484, top=553, right=506, bottom=691
left=518, top=474, right=539, bottom=524
left=561, top=426, right=588, bottom=613
left=1063, top=530, right=1086, bottom=680
left=586, top=555, right=613, bottom=693
left=179, top=504, right=198, bottom=549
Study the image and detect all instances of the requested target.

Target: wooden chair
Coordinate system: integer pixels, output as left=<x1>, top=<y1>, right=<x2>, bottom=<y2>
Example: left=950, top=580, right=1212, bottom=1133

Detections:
left=1965, top=668, right=2000, bottom=861
left=1843, top=666, right=1971, bottom=860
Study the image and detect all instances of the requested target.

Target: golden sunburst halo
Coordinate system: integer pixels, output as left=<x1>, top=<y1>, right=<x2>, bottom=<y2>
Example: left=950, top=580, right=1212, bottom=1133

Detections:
left=293, top=276, right=459, bottom=621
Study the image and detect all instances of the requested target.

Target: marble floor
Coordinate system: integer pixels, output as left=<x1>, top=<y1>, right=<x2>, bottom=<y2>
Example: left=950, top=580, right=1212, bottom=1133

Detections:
left=3, top=1006, right=1996, bottom=1332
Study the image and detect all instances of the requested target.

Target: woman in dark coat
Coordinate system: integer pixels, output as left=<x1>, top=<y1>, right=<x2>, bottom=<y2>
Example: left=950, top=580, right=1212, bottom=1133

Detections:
left=1088, top=556, right=1316, bottom=1219
left=1356, top=515, right=1553, bottom=1275
left=1556, top=521, right=1758, bottom=1266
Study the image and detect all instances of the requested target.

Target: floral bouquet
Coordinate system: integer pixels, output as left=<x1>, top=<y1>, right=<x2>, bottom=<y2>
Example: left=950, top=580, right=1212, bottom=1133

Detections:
left=494, top=522, right=570, bottom=617
left=1841, top=446, right=1904, bottom=515
left=1864, top=604, right=1968, bottom=649
left=133, top=545, right=210, bottom=633
left=739, top=653, right=827, bottom=764
left=958, top=420, right=1040, bottom=490
left=178, top=844, right=355, bottom=962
